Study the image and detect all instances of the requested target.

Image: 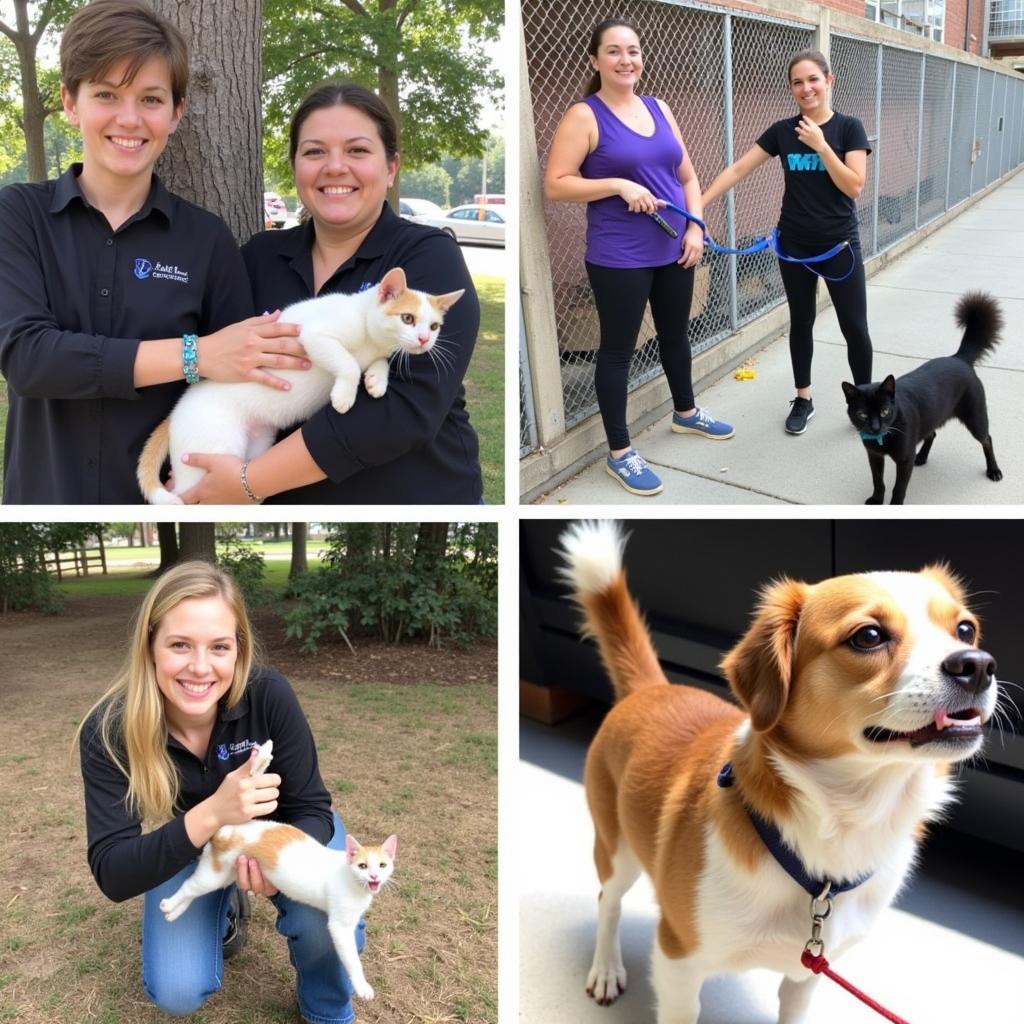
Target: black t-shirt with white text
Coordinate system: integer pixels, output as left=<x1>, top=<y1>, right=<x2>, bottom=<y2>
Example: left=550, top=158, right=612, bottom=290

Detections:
left=756, top=112, right=871, bottom=246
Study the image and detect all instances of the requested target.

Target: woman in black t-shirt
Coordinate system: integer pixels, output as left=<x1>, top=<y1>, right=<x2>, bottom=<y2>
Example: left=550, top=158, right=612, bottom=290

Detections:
left=703, top=50, right=873, bottom=436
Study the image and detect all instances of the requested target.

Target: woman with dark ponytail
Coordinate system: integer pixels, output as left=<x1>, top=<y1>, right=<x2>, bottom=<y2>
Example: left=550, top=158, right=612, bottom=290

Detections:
left=703, top=50, right=873, bottom=437
left=545, top=17, right=733, bottom=499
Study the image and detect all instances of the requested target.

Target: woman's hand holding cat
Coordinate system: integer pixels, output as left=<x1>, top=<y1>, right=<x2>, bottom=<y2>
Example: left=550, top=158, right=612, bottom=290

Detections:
left=183, top=752, right=281, bottom=847
left=198, top=312, right=310, bottom=391
left=236, top=855, right=279, bottom=897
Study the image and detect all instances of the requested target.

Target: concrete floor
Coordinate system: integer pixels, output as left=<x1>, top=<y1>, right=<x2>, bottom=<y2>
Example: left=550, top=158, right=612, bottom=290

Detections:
left=519, top=708, right=1024, bottom=1023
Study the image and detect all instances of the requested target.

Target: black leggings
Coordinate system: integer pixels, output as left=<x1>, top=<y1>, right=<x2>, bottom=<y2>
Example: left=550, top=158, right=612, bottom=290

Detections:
left=777, top=237, right=873, bottom=389
left=585, top=260, right=695, bottom=452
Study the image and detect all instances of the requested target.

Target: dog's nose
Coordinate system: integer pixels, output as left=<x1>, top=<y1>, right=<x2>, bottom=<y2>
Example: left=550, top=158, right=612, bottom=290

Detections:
left=942, top=649, right=996, bottom=695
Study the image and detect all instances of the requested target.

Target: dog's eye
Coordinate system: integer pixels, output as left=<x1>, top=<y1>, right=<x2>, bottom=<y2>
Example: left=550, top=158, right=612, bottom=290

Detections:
left=848, top=625, right=888, bottom=650
left=956, top=621, right=976, bottom=644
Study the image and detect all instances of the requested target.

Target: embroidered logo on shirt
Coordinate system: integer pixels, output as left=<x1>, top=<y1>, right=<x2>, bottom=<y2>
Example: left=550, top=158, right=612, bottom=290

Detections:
left=358, top=281, right=374, bottom=292
left=216, top=744, right=230, bottom=761
left=133, top=257, right=190, bottom=284
left=787, top=153, right=825, bottom=172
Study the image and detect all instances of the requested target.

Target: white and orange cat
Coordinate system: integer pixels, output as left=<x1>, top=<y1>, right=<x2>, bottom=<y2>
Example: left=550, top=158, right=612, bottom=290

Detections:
left=137, top=266, right=463, bottom=503
left=160, top=820, right=397, bottom=1001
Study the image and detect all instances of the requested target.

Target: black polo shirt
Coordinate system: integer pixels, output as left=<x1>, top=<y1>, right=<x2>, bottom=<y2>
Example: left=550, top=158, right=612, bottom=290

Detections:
left=80, top=667, right=333, bottom=903
left=242, top=203, right=483, bottom=504
left=0, top=164, right=252, bottom=504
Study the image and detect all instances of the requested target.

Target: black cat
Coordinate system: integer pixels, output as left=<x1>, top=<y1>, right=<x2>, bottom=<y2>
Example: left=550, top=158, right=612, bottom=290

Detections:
left=842, top=292, right=1002, bottom=505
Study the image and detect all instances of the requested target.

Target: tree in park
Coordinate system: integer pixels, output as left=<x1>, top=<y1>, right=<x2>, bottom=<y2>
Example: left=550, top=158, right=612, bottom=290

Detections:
left=0, top=0, right=79, bottom=183
left=261, top=0, right=503, bottom=199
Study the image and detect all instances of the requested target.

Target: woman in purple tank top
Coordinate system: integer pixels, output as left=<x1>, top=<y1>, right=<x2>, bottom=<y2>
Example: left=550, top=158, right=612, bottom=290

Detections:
left=544, top=17, right=734, bottom=498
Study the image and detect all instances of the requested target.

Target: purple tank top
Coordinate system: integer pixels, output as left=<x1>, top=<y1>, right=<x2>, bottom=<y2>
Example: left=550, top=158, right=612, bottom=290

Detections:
left=579, top=94, right=688, bottom=268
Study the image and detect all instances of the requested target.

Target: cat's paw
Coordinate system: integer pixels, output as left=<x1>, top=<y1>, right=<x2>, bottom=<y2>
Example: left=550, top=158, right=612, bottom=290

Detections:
left=363, top=369, right=388, bottom=398
left=864, top=494, right=884, bottom=505
left=988, top=467, right=1003, bottom=482
left=352, top=980, right=375, bottom=1001
left=330, top=384, right=357, bottom=414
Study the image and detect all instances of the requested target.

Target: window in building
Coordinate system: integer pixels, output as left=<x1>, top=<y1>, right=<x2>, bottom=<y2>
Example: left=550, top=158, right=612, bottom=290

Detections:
left=989, top=0, right=1024, bottom=40
left=866, top=0, right=944, bottom=42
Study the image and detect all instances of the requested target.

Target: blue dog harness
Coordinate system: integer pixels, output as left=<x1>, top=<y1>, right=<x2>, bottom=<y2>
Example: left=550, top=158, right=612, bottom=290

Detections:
left=649, top=201, right=856, bottom=283
left=716, top=762, right=873, bottom=898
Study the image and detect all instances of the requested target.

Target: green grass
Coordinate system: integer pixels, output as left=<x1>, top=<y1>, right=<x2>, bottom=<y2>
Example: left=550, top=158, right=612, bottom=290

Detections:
left=467, top=273, right=505, bottom=504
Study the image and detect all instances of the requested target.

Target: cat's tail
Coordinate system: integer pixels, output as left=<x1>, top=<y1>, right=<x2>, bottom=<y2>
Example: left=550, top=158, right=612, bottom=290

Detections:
left=954, top=292, right=1002, bottom=365
left=136, top=418, right=181, bottom=505
left=557, top=521, right=668, bottom=703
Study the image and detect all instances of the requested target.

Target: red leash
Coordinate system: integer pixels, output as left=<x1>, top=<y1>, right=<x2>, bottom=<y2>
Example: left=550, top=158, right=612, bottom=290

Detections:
left=801, top=949, right=911, bottom=1024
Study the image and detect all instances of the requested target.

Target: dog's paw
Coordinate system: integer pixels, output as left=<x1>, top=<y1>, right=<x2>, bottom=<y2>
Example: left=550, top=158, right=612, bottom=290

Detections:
left=988, top=467, right=1003, bottom=482
left=586, top=964, right=626, bottom=1006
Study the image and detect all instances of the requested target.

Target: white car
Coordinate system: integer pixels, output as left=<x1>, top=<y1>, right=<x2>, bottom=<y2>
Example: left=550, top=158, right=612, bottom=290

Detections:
left=422, top=204, right=506, bottom=247
left=399, top=197, right=444, bottom=222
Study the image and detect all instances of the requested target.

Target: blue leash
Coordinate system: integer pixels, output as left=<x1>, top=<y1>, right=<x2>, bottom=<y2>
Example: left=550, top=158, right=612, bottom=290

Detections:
left=649, top=200, right=856, bottom=282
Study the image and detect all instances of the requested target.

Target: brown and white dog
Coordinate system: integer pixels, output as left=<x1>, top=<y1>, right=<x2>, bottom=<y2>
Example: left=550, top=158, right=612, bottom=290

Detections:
left=559, top=521, right=998, bottom=1024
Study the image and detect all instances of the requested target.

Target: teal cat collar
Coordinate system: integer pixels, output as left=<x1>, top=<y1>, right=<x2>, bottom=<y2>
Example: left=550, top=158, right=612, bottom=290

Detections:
left=182, top=333, right=200, bottom=384
left=240, top=460, right=263, bottom=504
left=859, top=430, right=888, bottom=443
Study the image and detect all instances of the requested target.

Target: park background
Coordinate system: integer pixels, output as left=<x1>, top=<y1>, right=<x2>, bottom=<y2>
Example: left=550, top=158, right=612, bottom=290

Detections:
left=0, top=521, right=498, bottom=1024
left=0, top=0, right=506, bottom=502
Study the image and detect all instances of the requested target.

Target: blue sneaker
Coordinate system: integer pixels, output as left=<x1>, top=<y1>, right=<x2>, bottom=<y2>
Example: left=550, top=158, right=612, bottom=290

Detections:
left=671, top=407, right=734, bottom=439
left=605, top=448, right=663, bottom=496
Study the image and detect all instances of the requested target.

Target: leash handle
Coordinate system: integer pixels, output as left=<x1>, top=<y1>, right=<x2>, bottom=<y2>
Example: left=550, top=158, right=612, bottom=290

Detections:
left=801, top=950, right=911, bottom=1024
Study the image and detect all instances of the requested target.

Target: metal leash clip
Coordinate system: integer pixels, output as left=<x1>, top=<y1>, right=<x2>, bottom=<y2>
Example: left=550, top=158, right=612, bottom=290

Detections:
left=804, top=880, right=834, bottom=957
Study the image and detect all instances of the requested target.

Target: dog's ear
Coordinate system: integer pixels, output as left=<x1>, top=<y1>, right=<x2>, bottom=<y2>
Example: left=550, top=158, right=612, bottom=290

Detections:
left=840, top=381, right=858, bottom=401
left=882, top=374, right=896, bottom=397
left=721, top=578, right=807, bottom=732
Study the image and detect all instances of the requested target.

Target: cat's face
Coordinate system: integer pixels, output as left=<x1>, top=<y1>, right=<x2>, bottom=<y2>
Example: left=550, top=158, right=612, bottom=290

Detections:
left=345, top=834, right=398, bottom=894
left=371, top=267, right=464, bottom=355
left=842, top=376, right=897, bottom=438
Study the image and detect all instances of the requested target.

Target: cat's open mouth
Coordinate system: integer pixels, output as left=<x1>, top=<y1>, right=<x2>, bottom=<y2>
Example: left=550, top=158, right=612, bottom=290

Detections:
left=368, top=879, right=381, bottom=893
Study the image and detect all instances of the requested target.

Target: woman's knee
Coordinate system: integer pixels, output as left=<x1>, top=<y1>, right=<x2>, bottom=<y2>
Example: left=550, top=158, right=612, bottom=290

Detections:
left=144, top=973, right=215, bottom=1016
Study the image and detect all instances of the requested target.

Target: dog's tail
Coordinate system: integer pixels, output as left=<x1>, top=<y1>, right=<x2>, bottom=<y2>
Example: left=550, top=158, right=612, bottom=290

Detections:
left=557, top=521, right=668, bottom=702
left=954, top=292, right=1002, bottom=365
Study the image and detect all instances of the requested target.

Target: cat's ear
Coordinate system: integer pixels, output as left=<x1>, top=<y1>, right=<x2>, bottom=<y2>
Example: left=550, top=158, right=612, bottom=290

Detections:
left=841, top=381, right=858, bottom=401
left=434, top=289, right=465, bottom=313
left=378, top=267, right=407, bottom=302
left=382, top=834, right=398, bottom=859
left=345, top=834, right=361, bottom=860
left=882, top=374, right=896, bottom=397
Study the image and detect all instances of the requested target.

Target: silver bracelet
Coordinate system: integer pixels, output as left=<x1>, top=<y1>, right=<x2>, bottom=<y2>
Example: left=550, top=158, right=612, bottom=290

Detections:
left=240, top=460, right=263, bottom=504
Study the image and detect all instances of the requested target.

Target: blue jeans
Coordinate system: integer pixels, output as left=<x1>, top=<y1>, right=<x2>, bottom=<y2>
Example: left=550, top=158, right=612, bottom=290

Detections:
left=142, top=812, right=365, bottom=1022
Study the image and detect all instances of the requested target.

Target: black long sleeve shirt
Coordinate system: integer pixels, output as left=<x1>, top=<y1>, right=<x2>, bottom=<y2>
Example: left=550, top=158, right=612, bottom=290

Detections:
left=80, top=667, right=332, bottom=903
left=0, top=164, right=253, bottom=504
left=242, top=203, right=483, bottom=504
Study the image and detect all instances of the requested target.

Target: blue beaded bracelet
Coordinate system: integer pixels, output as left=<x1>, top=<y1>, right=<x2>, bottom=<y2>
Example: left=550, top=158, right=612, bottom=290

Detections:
left=182, top=333, right=200, bottom=384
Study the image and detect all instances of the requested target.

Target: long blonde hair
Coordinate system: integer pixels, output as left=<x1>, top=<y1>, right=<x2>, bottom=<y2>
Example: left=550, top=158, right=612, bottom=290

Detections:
left=75, top=561, right=257, bottom=824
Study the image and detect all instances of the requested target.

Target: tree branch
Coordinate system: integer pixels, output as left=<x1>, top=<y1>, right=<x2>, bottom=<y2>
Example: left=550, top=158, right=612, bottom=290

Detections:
left=31, top=0, right=60, bottom=45
left=396, top=0, right=419, bottom=32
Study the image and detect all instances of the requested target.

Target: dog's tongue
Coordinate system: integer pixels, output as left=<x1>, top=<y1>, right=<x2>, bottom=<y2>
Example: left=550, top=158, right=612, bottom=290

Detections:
left=908, top=708, right=982, bottom=747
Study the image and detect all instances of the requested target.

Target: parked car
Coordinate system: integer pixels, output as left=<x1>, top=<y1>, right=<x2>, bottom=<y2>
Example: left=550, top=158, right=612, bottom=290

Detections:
left=399, top=197, right=444, bottom=222
left=263, top=191, right=288, bottom=229
left=419, top=204, right=506, bottom=247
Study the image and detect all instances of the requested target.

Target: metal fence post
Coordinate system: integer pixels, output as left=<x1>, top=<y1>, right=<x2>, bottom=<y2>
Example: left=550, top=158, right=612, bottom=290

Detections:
left=914, top=54, right=925, bottom=230
left=723, top=13, right=738, bottom=331
left=872, top=43, right=882, bottom=256
left=945, top=62, right=956, bottom=210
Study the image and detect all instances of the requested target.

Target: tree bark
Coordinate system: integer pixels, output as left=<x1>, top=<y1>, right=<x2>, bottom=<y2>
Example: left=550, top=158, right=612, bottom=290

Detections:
left=153, top=523, right=179, bottom=576
left=150, top=0, right=264, bottom=245
left=289, top=523, right=308, bottom=579
left=178, top=523, right=216, bottom=563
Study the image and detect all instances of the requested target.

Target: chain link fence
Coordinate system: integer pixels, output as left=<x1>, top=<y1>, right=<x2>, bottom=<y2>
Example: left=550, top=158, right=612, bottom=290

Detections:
left=520, top=0, right=1024, bottom=461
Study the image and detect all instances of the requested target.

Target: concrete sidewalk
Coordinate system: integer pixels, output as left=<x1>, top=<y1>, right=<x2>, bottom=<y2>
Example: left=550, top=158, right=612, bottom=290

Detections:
left=533, top=170, right=1024, bottom=506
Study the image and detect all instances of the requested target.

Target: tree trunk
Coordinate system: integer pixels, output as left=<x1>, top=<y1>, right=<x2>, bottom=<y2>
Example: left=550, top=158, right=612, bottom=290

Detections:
left=151, top=0, right=264, bottom=245
left=414, top=523, right=449, bottom=568
left=3, top=0, right=53, bottom=182
left=178, top=524, right=216, bottom=563
left=289, top=523, right=308, bottom=579
left=152, top=523, right=180, bottom=576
